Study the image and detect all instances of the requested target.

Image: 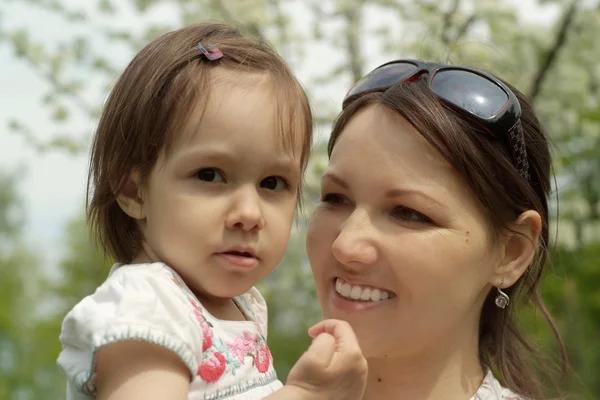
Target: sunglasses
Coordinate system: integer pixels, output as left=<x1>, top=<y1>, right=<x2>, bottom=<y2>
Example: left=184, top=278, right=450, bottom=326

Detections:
left=343, top=60, right=529, bottom=180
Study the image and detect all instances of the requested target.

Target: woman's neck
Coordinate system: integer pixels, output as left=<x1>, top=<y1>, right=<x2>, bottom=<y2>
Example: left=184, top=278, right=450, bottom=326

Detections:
left=362, top=324, right=484, bottom=400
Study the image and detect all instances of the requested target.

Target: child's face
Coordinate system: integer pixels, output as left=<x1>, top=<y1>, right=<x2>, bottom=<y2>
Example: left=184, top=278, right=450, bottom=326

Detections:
left=132, top=69, right=303, bottom=303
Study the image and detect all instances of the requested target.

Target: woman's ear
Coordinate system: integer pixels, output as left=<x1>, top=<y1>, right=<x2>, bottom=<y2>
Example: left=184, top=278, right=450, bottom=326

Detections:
left=491, top=210, right=542, bottom=287
left=116, top=170, right=145, bottom=220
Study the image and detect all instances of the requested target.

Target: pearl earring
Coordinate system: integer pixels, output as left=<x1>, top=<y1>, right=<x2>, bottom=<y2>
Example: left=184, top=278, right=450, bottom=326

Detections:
left=495, top=280, right=510, bottom=309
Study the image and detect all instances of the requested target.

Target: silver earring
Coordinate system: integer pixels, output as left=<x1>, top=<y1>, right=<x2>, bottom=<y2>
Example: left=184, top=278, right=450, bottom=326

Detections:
left=495, top=280, right=510, bottom=309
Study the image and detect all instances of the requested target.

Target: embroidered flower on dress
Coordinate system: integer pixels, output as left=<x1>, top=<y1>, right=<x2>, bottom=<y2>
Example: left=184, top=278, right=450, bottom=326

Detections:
left=198, top=352, right=227, bottom=383
left=255, top=344, right=271, bottom=373
left=227, top=330, right=258, bottom=364
left=188, top=299, right=214, bottom=351
left=185, top=292, right=274, bottom=383
left=242, top=330, right=258, bottom=347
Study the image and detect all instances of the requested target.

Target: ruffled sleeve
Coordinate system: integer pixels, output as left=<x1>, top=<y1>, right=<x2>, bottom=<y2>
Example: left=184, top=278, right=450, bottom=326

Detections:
left=57, top=263, right=203, bottom=396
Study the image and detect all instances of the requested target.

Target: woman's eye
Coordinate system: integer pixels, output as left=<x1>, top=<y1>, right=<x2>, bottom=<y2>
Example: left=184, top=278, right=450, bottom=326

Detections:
left=261, top=176, right=289, bottom=191
left=196, top=168, right=225, bottom=183
left=391, top=206, right=432, bottom=224
left=321, top=193, right=349, bottom=205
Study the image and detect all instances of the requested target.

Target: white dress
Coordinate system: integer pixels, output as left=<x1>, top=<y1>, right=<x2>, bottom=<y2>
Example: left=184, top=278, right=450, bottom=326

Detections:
left=57, top=262, right=283, bottom=399
left=471, top=369, right=526, bottom=399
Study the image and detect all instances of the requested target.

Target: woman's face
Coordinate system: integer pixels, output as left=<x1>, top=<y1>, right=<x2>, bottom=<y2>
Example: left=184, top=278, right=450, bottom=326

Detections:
left=307, top=105, right=501, bottom=359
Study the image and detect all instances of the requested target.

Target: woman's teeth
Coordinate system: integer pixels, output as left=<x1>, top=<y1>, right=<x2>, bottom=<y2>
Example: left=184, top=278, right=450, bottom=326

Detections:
left=335, top=278, right=395, bottom=302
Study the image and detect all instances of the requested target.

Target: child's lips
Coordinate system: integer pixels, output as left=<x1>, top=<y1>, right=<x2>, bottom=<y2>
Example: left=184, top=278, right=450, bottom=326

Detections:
left=220, top=246, right=259, bottom=259
left=215, top=248, right=260, bottom=268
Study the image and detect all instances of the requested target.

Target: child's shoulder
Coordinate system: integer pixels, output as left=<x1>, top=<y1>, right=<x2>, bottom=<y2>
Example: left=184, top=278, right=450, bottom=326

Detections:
left=58, top=262, right=204, bottom=396
left=108, top=261, right=180, bottom=281
left=60, top=261, right=199, bottom=343
left=97, top=261, right=192, bottom=299
left=63, top=262, right=195, bottom=334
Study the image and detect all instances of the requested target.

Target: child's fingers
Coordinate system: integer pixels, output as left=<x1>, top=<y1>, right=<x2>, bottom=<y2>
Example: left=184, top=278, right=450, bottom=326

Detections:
left=308, top=319, right=348, bottom=338
left=308, top=319, right=361, bottom=353
left=304, top=332, right=336, bottom=367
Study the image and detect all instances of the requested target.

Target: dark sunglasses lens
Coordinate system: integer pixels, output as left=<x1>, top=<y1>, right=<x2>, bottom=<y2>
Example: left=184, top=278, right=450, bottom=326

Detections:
left=346, top=62, right=419, bottom=99
left=431, top=70, right=509, bottom=119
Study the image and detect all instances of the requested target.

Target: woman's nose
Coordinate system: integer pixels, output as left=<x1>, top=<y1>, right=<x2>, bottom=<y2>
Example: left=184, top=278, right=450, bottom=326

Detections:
left=331, top=209, right=378, bottom=267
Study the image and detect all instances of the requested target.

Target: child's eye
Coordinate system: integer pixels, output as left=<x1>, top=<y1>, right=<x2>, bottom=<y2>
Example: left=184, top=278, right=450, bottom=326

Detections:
left=196, top=168, right=226, bottom=183
left=391, top=206, right=432, bottom=224
left=260, top=176, right=289, bottom=191
left=321, top=193, right=350, bottom=205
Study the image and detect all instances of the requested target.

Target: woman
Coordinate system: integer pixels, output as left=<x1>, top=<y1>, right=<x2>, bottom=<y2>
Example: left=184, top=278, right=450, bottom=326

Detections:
left=307, top=60, right=565, bottom=399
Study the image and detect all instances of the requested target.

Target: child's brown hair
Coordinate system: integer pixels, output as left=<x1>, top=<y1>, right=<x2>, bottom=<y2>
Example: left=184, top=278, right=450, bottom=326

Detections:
left=87, top=23, right=313, bottom=263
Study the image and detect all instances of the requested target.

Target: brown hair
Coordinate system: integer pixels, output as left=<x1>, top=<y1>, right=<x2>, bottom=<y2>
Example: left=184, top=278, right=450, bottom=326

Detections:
left=87, top=23, right=313, bottom=263
left=329, top=76, right=566, bottom=398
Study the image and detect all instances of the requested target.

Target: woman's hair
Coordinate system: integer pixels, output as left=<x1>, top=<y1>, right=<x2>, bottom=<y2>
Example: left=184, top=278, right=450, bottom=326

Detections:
left=87, top=23, right=313, bottom=263
left=328, top=76, right=565, bottom=398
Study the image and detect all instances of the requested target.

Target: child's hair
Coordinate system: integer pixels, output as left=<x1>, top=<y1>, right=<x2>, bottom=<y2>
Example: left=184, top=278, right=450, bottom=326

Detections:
left=87, top=23, right=313, bottom=263
left=328, top=76, right=566, bottom=398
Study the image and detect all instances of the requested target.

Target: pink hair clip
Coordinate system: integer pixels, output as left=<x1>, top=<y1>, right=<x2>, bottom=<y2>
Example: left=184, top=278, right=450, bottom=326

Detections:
left=197, top=43, right=223, bottom=61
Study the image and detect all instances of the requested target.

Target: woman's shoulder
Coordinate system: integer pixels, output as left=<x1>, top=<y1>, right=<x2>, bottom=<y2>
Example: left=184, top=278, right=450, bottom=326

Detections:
left=473, top=369, right=527, bottom=400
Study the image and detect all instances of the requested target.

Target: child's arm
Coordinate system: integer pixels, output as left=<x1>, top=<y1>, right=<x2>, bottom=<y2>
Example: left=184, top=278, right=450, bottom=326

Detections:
left=265, top=319, right=368, bottom=400
left=95, top=341, right=189, bottom=400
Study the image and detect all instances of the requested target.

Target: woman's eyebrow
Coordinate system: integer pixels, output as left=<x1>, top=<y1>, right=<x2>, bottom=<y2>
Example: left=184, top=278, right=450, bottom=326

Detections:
left=323, top=171, right=445, bottom=208
left=384, top=188, right=445, bottom=208
left=321, top=172, right=349, bottom=189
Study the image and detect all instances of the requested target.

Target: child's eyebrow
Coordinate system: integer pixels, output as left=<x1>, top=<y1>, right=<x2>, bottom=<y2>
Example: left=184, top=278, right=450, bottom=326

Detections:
left=174, top=146, right=301, bottom=177
left=268, top=157, right=302, bottom=179
left=174, top=147, right=236, bottom=164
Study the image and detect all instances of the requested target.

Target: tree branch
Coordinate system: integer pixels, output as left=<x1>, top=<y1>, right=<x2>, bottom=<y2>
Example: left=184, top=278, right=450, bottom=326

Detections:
left=18, top=52, right=94, bottom=116
left=341, top=1, right=365, bottom=82
left=455, top=14, right=476, bottom=40
left=529, top=0, right=579, bottom=102
left=441, top=0, right=460, bottom=45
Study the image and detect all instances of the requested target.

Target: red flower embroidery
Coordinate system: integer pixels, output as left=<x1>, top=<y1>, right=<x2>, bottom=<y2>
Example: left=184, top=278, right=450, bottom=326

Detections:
left=188, top=299, right=214, bottom=351
left=198, top=352, right=226, bottom=383
left=202, top=334, right=213, bottom=352
left=255, top=344, right=270, bottom=373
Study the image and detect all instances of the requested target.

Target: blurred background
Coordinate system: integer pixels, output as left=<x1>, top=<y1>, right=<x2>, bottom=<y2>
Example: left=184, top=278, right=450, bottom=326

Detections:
left=1, top=0, right=599, bottom=399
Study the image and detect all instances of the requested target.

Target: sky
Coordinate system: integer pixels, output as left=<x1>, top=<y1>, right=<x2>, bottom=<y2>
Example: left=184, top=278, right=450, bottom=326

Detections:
left=0, top=0, right=560, bottom=272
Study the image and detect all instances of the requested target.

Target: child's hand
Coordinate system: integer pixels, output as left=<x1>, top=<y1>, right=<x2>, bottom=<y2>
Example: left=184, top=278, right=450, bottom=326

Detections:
left=285, top=319, right=368, bottom=400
